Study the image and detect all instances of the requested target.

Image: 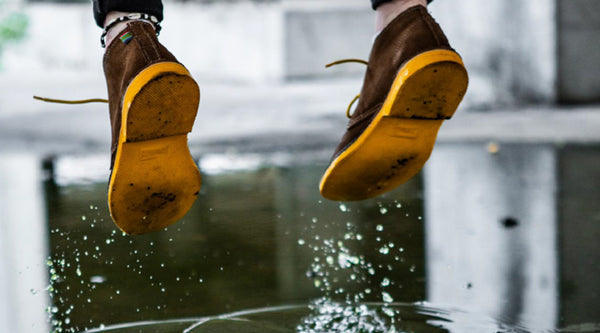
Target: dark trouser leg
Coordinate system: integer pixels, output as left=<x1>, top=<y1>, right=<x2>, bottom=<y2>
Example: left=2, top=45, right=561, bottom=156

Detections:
left=92, top=0, right=164, bottom=27
left=371, top=0, right=432, bottom=10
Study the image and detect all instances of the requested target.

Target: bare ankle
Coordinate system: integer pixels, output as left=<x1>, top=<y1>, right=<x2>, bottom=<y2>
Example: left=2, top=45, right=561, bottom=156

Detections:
left=103, top=12, right=129, bottom=47
left=375, top=0, right=427, bottom=32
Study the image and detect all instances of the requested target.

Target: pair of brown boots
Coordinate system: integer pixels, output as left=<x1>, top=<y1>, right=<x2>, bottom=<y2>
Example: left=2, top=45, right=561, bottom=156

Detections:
left=103, top=6, right=468, bottom=234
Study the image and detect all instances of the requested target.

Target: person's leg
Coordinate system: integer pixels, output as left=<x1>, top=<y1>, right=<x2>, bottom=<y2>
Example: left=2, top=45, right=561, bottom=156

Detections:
left=92, top=0, right=163, bottom=47
left=320, top=0, right=468, bottom=201
left=374, top=0, right=427, bottom=32
left=371, top=0, right=432, bottom=10
left=93, top=0, right=163, bottom=27
left=92, top=1, right=201, bottom=234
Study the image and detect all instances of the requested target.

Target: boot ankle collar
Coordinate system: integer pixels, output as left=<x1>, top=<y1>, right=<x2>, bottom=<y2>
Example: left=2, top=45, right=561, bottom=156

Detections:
left=101, top=13, right=161, bottom=48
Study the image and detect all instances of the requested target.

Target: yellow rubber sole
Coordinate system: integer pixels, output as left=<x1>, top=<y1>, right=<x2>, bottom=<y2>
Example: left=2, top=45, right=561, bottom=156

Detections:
left=108, top=62, right=201, bottom=234
left=320, top=50, right=468, bottom=201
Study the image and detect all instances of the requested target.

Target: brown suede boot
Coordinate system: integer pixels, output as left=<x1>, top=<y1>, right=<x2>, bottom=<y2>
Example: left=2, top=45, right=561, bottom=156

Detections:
left=320, top=5, right=468, bottom=201
left=104, top=21, right=201, bottom=234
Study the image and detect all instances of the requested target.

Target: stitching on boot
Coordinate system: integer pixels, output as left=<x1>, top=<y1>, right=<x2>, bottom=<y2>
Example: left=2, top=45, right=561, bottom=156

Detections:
left=132, top=22, right=161, bottom=62
left=421, top=8, right=441, bottom=46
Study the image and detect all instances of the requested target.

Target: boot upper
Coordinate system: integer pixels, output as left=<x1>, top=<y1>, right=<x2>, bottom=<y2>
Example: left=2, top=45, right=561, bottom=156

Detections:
left=332, top=5, right=453, bottom=159
left=103, top=21, right=179, bottom=168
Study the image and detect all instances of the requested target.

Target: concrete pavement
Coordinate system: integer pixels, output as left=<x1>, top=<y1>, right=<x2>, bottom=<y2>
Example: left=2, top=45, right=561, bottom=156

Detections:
left=1, top=72, right=599, bottom=160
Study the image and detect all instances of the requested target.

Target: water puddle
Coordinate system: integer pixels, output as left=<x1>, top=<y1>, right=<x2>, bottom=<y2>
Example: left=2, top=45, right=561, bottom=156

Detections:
left=0, top=143, right=599, bottom=333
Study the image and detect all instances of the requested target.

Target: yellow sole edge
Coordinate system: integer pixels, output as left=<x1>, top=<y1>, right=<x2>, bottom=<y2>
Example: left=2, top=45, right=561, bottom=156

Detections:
left=320, top=49, right=468, bottom=201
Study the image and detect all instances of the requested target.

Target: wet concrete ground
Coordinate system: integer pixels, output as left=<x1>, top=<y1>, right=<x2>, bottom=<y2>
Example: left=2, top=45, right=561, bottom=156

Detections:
left=1, top=73, right=599, bottom=158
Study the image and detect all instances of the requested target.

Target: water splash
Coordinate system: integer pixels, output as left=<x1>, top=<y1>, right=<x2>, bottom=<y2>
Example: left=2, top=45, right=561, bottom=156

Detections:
left=297, top=298, right=398, bottom=333
left=45, top=204, right=197, bottom=333
left=298, top=201, right=421, bottom=332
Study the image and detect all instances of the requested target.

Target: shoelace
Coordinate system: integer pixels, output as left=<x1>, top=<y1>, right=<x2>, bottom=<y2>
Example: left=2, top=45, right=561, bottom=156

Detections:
left=33, top=58, right=369, bottom=109
left=325, top=58, right=368, bottom=118
left=33, top=96, right=108, bottom=104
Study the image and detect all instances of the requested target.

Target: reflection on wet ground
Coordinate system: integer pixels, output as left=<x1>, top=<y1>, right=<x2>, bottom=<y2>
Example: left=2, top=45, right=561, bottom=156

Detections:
left=0, top=142, right=599, bottom=333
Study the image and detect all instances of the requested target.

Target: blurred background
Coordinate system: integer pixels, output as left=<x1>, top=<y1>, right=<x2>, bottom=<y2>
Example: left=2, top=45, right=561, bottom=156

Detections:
left=0, top=0, right=599, bottom=332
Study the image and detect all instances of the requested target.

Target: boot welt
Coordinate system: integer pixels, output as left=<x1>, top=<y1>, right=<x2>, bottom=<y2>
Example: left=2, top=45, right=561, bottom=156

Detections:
left=108, top=62, right=201, bottom=234
left=320, top=50, right=468, bottom=201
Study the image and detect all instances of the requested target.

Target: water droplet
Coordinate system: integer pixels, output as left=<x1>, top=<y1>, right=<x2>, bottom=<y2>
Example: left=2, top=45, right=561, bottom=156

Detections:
left=382, top=291, right=394, bottom=303
left=409, top=265, right=416, bottom=272
left=339, top=204, right=347, bottom=212
left=381, top=277, right=391, bottom=287
left=379, top=207, right=388, bottom=215
left=337, top=253, right=359, bottom=268
left=396, top=203, right=402, bottom=208
left=76, top=268, right=82, bottom=277
left=326, top=256, right=334, bottom=265
left=382, top=307, right=395, bottom=318
left=314, top=279, right=322, bottom=288
left=90, top=276, right=106, bottom=284
left=379, top=245, right=390, bottom=255
left=297, top=239, right=305, bottom=246
left=81, top=216, right=86, bottom=221
left=376, top=224, right=384, bottom=232
left=311, top=217, right=318, bottom=223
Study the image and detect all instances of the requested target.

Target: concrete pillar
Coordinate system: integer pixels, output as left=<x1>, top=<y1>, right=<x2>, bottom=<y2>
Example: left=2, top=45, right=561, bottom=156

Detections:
left=430, top=0, right=557, bottom=106
left=557, top=0, right=600, bottom=103
left=558, top=146, right=600, bottom=324
left=0, top=154, right=50, bottom=333
left=424, top=143, right=558, bottom=330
